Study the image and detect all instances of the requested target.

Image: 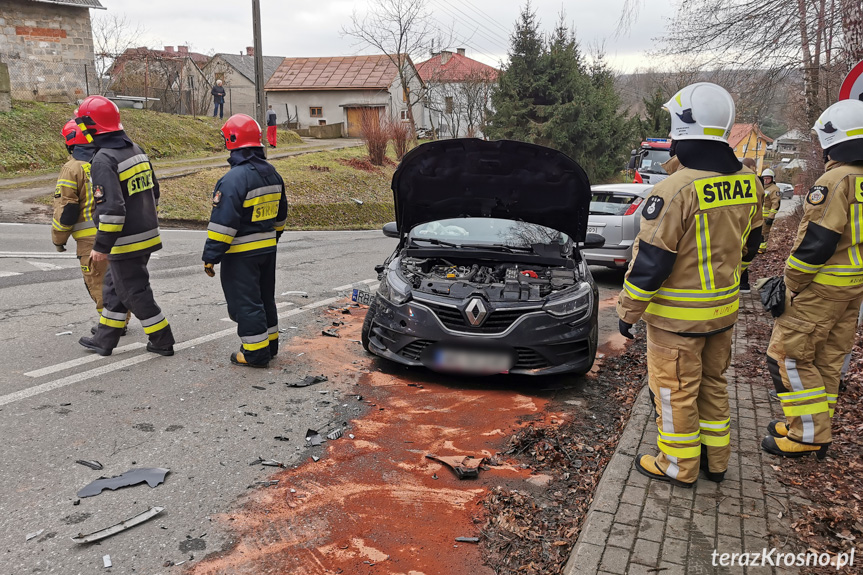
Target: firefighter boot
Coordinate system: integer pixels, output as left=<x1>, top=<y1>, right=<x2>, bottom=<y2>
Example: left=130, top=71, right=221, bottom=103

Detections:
left=634, top=454, right=695, bottom=488
left=78, top=336, right=112, bottom=356
left=146, top=342, right=174, bottom=356
left=230, top=350, right=268, bottom=369
left=761, top=436, right=828, bottom=459
left=767, top=420, right=789, bottom=438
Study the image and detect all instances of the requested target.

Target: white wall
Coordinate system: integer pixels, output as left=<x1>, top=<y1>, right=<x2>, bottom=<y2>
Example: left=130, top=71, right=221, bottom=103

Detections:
left=265, top=89, right=390, bottom=130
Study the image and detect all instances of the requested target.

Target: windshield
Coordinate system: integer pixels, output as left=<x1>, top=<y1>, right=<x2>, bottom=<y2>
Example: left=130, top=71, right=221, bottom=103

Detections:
left=590, top=192, right=639, bottom=216
left=639, top=149, right=670, bottom=174
left=409, top=218, right=570, bottom=250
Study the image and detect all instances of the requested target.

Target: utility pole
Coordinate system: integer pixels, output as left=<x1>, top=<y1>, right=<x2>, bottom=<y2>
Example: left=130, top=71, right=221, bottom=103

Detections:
left=252, top=0, right=267, bottom=152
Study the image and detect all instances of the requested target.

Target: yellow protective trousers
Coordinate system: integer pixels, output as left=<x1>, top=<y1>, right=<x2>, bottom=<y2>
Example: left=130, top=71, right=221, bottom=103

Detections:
left=647, top=325, right=733, bottom=484
left=766, top=290, right=863, bottom=445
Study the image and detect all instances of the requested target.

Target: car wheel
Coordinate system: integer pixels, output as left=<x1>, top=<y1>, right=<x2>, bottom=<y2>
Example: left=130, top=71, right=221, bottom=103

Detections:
left=361, top=298, right=379, bottom=352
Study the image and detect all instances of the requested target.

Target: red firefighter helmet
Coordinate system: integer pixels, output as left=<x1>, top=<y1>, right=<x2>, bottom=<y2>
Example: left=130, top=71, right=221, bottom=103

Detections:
left=74, top=95, right=123, bottom=141
left=62, top=119, right=88, bottom=147
left=221, top=114, right=262, bottom=150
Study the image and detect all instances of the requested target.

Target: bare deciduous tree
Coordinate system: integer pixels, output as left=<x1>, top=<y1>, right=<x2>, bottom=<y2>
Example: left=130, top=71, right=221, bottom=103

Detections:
left=91, top=12, right=144, bottom=95
left=425, top=67, right=496, bottom=138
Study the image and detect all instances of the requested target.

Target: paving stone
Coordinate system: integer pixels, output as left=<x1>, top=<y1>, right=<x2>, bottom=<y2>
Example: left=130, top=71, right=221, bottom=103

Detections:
left=693, top=493, right=720, bottom=514
left=614, top=502, right=642, bottom=526
left=665, top=515, right=690, bottom=540
left=691, top=510, right=717, bottom=538
left=647, top=481, right=672, bottom=501
left=637, top=516, right=664, bottom=543
left=606, top=522, right=638, bottom=549
left=578, top=511, right=614, bottom=546
left=631, top=538, right=661, bottom=566
left=642, top=496, right=667, bottom=520
left=667, top=505, right=691, bottom=519
left=654, top=561, right=685, bottom=575
left=717, top=513, right=742, bottom=537
left=661, top=536, right=688, bottom=564
left=742, top=516, right=768, bottom=537
left=562, top=541, right=604, bottom=575
left=620, top=484, right=647, bottom=506
left=741, top=496, right=766, bottom=516
left=599, top=545, right=630, bottom=574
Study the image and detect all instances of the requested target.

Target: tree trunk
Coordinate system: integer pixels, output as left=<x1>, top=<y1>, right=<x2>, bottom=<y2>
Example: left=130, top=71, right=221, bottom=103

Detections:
left=797, top=0, right=821, bottom=125
left=843, top=0, right=863, bottom=63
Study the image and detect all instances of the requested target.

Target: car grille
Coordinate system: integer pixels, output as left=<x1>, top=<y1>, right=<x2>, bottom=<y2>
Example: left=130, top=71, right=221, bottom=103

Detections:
left=514, top=348, right=552, bottom=370
left=399, top=340, right=433, bottom=361
left=419, top=301, right=539, bottom=334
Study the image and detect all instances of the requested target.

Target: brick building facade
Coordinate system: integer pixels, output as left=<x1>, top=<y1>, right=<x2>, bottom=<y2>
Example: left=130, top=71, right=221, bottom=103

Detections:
left=0, top=0, right=104, bottom=103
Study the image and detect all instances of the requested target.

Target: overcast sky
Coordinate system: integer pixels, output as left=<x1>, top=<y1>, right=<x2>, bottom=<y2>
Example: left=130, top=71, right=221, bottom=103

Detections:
left=98, top=0, right=674, bottom=72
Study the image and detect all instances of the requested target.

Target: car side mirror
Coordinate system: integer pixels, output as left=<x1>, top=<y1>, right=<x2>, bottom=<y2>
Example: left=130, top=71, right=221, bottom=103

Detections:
left=382, top=222, right=399, bottom=238
left=627, top=149, right=638, bottom=170
left=583, top=233, right=605, bottom=249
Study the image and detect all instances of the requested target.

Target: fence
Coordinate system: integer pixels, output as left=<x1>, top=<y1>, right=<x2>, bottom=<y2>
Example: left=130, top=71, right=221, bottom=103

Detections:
left=1, top=52, right=96, bottom=103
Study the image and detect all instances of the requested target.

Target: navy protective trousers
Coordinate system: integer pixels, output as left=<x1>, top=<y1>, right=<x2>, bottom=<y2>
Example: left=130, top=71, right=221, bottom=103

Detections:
left=220, top=251, right=278, bottom=365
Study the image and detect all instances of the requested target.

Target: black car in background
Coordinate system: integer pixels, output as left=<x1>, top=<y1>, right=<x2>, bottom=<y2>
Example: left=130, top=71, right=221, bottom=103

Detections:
left=360, top=139, right=604, bottom=376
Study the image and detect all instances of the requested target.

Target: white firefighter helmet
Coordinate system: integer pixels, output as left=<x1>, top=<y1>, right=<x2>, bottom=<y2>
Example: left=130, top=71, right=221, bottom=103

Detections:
left=664, top=82, right=736, bottom=143
left=762, top=168, right=775, bottom=179
left=812, top=99, right=863, bottom=150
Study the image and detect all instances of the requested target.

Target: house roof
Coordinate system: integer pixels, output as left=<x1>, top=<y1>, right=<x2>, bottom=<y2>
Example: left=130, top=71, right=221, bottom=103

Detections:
left=28, top=0, right=106, bottom=9
left=775, top=128, right=808, bottom=143
left=215, top=54, right=285, bottom=85
left=728, top=123, right=773, bottom=148
left=118, top=46, right=210, bottom=65
left=266, top=55, right=407, bottom=91
left=415, top=52, right=498, bottom=83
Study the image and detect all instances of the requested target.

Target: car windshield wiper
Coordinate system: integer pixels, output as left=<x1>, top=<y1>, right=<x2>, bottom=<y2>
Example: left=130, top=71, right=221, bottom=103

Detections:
left=409, top=238, right=534, bottom=253
left=409, top=237, right=467, bottom=248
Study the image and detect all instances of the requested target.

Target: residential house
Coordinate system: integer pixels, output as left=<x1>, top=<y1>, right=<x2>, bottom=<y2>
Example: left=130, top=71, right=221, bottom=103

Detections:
left=416, top=48, right=497, bottom=138
left=770, top=128, right=808, bottom=161
left=264, top=54, right=427, bottom=137
left=195, top=48, right=284, bottom=117
left=110, top=45, right=209, bottom=113
left=728, top=123, right=773, bottom=173
left=0, top=0, right=105, bottom=102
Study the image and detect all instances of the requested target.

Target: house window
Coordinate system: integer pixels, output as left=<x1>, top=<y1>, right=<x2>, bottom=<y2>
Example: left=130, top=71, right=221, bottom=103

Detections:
left=445, top=96, right=454, bottom=114
left=215, top=72, right=225, bottom=82
left=757, top=141, right=763, bottom=151
left=309, top=107, right=323, bottom=118
left=400, top=110, right=409, bottom=121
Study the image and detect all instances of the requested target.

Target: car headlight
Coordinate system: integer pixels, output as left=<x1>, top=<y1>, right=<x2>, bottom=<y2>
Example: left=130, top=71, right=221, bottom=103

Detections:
left=378, top=266, right=411, bottom=305
left=543, top=282, right=593, bottom=319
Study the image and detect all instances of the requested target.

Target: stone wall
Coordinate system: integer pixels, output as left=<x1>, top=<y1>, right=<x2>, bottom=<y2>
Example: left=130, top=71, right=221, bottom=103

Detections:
left=0, top=0, right=98, bottom=103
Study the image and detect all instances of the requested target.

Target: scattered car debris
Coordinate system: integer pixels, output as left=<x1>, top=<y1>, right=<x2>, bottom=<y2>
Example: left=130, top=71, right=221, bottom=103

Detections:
left=77, top=468, right=170, bottom=498
left=103, top=555, right=112, bottom=568
left=326, top=428, right=343, bottom=441
left=425, top=454, right=484, bottom=479
left=278, top=326, right=298, bottom=333
left=76, top=460, right=103, bottom=471
left=311, top=456, right=320, bottom=462
left=55, top=331, right=73, bottom=336
left=332, top=320, right=344, bottom=326
left=251, top=385, right=266, bottom=390
left=351, top=198, right=364, bottom=205
left=281, top=291, right=308, bottom=297
left=274, top=435, right=290, bottom=442
left=286, top=375, right=328, bottom=388
left=455, top=537, right=480, bottom=543
left=254, top=480, right=279, bottom=487
left=341, top=308, right=352, bottom=315
left=71, top=507, right=164, bottom=544
left=348, top=434, right=355, bottom=439
left=26, top=529, right=44, bottom=541
left=305, top=429, right=323, bottom=446
left=321, top=329, right=340, bottom=338
left=249, top=457, right=285, bottom=468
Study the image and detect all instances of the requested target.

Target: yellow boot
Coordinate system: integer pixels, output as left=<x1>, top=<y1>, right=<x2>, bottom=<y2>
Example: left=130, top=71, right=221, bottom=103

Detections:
left=761, top=436, right=828, bottom=459
left=767, top=420, right=789, bottom=438
left=634, top=454, right=695, bottom=488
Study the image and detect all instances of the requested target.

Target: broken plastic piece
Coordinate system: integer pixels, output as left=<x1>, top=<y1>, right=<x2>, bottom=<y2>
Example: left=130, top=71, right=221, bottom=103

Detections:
left=326, top=428, right=343, bottom=441
left=255, top=480, right=279, bottom=487
left=77, top=468, right=169, bottom=498
left=286, top=375, right=328, bottom=388
left=56, top=331, right=73, bottom=336
left=321, top=329, right=340, bottom=338
left=305, top=429, right=323, bottom=446
left=281, top=291, right=308, bottom=297
left=250, top=457, right=284, bottom=468
left=71, top=507, right=164, bottom=544
left=103, top=555, right=112, bottom=568
left=351, top=198, right=364, bottom=205
left=425, top=454, right=484, bottom=479
left=76, top=460, right=103, bottom=470
left=455, top=536, right=480, bottom=543
left=26, top=529, right=44, bottom=541
left=311, top=455, right=320, bottom=462
left=274, top=435, right=290, bottom=442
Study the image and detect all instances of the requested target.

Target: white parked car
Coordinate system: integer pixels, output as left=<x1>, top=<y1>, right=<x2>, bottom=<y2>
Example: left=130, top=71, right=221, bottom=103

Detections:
left=582, top=183, right=654, bottom=269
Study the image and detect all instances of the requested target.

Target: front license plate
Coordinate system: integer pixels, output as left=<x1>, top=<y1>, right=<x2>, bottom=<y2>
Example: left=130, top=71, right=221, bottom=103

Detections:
left=429, top=347, right=513, bottom=375
left=352, top=289, right=374, bottom=306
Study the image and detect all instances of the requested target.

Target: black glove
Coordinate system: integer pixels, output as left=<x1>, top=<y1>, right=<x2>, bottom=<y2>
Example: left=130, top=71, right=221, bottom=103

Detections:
left=765, top=218, right=775, bottom=226
left=619, top=319, right=634, bottom=339
left=204, top=263, right=215, bottom=278
left=759, top=275, right=786, bottom=317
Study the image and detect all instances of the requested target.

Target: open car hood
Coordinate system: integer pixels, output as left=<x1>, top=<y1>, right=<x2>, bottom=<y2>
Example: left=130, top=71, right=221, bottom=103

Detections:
left=391, top=139, right=591, bottom=242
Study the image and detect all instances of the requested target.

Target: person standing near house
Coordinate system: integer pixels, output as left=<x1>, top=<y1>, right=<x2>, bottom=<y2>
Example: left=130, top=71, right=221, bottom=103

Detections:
left=202, top=114, right=287, bottom=368
left=266, top=105, right=278, bottom=148
left=758, top=169, right=782, bottom=253
left=212, top=79, right=226, bottom=119
left=617, top=82, right=764, bottom=487
left=74, top=95, right=175, bottom=358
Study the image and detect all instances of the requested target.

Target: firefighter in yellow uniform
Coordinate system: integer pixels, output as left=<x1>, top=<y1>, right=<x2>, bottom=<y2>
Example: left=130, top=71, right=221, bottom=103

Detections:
left=759, top=169, right=781, bottom=253
left=618, top=82, right=764, bottom=487
left=762, top=99, right=863, bottom=459
left=52, top=120, right=103, bottom=313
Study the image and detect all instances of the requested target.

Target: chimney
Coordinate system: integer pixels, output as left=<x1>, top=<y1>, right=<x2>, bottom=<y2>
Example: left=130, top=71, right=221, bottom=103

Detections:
left=164, top=46, right=174, bottom=53
left=457, top=48, right=465, bottom=57
left=246, top=46, right=255, bottom=56
left=440, top=50, right=452, bottom=65
left=178, top=45, right=188, bottom=54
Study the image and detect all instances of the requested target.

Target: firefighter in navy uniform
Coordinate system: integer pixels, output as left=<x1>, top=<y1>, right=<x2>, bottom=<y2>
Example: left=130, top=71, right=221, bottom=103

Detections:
left=617, top=82, right=764, bottom=487
left=75, top=95, right=175, bottom=357
left=762, top=99, right=863, bottom=459
left=202, top=114, right=287, bottom=368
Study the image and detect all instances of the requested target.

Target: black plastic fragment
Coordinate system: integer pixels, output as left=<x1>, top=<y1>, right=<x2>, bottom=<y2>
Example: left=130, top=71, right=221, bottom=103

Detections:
left=77, top=468, right=169, bottom=498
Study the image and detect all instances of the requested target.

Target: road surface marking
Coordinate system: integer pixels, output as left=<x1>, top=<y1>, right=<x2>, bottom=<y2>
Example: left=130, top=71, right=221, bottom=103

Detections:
left=332, top=278, right=378, bottom=291
left=0, top=271, right=22, bottom=277
left=0, top=293, right=354, bottom=407
left=28, top=261, right=63, bottom=271
left=24, top=343, right=147, bottom=378
left=0, top=253, right=77, bottom=259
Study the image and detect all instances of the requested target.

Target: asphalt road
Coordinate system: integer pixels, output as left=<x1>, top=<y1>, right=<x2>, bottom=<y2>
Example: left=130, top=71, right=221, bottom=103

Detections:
left=0, top=223, right=625, bottom=574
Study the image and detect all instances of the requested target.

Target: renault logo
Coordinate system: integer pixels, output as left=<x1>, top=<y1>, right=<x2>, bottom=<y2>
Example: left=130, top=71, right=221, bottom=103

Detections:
left=464, top=298, right=488, bottom=326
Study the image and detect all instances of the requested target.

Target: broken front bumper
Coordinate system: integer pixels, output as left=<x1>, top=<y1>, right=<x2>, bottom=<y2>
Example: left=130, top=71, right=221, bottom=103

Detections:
left=367, top=295, right=597, bottom=375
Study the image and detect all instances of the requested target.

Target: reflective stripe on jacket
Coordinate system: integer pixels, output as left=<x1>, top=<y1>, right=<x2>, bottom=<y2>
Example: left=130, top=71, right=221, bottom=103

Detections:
left=51, top=151, right=97, bottom=247
left=618, top=159, right=764, bottom=334
left=784, top=161, right=863, bottom=300
left=762, top=183, right=781, bottom=218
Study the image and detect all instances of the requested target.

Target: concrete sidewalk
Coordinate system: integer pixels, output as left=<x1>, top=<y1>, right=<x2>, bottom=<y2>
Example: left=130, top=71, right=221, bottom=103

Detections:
left=564, top=294, right=812, bottom=574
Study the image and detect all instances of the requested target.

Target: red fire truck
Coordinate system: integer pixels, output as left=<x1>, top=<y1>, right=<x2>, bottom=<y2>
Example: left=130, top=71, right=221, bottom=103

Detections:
left=628, top=138, right=672, bottom=185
